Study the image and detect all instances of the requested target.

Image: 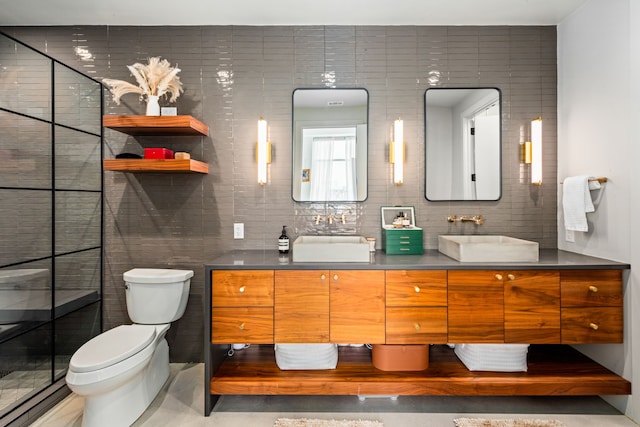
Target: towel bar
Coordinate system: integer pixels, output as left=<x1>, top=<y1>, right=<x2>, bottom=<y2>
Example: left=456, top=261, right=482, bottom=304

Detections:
left=560, top=177, right=607, bottom=184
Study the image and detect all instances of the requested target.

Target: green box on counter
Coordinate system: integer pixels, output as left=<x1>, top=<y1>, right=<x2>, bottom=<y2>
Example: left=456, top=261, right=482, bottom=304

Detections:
left=381, top=206, right=423, bottom=255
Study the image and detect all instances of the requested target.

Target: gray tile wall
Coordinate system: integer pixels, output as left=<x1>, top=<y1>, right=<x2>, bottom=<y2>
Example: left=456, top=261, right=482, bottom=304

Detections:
left=1, top=25, right=557, bottom=362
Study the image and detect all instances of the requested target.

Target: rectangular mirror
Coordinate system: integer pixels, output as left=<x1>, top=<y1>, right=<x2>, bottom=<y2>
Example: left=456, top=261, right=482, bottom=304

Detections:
left=292, top=88, right=368, bottom=202
left=425, top=87, right=501, bottom=201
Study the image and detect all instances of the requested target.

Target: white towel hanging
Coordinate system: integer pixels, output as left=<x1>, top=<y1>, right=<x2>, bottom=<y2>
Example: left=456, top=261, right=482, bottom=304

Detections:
left=562, top=175, right=594, bottom=232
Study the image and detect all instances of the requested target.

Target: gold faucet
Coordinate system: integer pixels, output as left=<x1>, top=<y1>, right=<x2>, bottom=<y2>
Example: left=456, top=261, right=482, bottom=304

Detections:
left=327, top=214, right=335, bottom=225
left=447, top=215, right=484, bottom=225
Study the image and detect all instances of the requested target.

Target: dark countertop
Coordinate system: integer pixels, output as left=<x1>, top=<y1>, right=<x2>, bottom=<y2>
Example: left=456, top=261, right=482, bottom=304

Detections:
left=205, top=249, right=630, bottom=271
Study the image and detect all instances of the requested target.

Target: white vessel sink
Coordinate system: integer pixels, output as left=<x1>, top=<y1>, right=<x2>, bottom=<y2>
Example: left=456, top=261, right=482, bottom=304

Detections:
left=438, top=235, right=539, bottom=262
left=292, top=235, right=371, bottom=263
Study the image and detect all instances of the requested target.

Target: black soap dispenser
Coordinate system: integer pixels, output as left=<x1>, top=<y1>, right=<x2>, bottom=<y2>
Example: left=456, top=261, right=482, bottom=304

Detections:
left=278, top=225, right=290, bottom=254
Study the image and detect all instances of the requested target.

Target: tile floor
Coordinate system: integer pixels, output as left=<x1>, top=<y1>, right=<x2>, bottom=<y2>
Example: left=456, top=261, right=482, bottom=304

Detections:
left=0, top=356, right=64, bottom=413
left=30, top=363, right=639, bottom=427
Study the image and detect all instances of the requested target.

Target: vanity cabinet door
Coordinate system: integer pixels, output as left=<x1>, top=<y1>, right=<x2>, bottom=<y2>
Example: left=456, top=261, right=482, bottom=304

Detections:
left=504, top=270, right=560, bottom=343
left=330, top=270, right=385, bottom=344
left=447, top=270, right=504, bottom=343
left=561, top=270, right=623, bottom=343
left=385, top=270, right=447, bottom=344
left=274, top=270, right=330, bottom=343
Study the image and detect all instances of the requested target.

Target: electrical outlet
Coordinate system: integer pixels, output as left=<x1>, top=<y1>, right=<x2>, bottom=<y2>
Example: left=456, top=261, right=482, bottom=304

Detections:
left=233, top=223, right=244, bottom=239
left=565, top=229, right=575, bottom=243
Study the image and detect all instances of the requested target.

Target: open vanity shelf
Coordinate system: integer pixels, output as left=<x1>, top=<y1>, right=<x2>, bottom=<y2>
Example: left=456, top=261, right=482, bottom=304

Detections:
left=210, top=344, right=630, bottom=397
left=103, top=115, right=210, bottom=173
left=103, top=115, right=209, bottom=136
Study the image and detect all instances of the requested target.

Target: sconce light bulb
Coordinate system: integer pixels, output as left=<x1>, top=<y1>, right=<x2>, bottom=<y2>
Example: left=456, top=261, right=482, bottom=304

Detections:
left=393, top=118, right=404, bottom=185
left=531, top=116, right=542, bottom=185
left=257, top=117, right=269, bottom=185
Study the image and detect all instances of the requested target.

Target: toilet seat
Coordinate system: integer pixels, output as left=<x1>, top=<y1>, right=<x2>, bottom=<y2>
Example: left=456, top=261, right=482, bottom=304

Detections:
left=70, top=324, right=157, bottom=373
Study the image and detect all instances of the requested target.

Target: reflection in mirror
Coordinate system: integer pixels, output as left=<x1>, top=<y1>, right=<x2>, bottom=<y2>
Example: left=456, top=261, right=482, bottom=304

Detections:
left=292, top=88, right=368, bottom=202
left=425, top=88, right=501, bottom=201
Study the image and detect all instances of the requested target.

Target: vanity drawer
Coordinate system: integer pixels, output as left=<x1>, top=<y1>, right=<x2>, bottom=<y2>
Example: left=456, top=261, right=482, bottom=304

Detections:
left=561, top=307, right=623, bottom=343
left=212, top=307, right=273, bottom=343
left=382, top=229, right=423, bottom=255
left=385, top=307, right=448, bottom=344
left=385, top=270, right=447, bottom=306
left=560, top=270, right=623, bottom=307
left=212, top=270, right=274, bottom=307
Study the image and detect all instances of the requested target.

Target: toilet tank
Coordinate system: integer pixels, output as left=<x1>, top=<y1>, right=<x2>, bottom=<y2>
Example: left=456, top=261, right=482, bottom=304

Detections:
left=123, top=268, right=193, bottom=324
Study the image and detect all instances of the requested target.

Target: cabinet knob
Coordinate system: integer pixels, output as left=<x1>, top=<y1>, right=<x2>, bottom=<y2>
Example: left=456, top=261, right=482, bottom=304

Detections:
left=507, top=274, right=516, bottom=281
left=333, top=274, right=339, bottom=281
left=320, top=274, right=326, bottom=280
left=414, top=323, right=421, bottom=331
left=589, top=322, right=599, bottom=331
left=414, top=286, right=421, bottom=293
left=495, top=274, right=503, bottom=281
left=239, top=322, right=246, bottom=330
left=589, top=285, right=599, bottom=293
left=239, top=286, right=246, bottom=293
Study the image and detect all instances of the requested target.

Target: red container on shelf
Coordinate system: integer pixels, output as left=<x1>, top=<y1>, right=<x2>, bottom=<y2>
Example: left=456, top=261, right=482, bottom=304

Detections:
left=144, top=148, right=174, bottom=159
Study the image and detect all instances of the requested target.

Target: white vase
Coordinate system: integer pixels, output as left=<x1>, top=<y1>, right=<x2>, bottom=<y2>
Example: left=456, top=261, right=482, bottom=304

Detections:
left=146, top=95, right=160, bottom=116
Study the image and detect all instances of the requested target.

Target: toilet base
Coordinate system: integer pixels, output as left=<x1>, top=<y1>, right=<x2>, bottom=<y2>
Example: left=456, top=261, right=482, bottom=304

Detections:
left=81, top=338, right=169, bottom=427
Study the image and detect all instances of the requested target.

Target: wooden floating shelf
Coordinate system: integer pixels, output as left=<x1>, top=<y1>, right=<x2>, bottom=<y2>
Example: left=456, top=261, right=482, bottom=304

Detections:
left=104, top=159, right=209, bottom=174
left=210, top=344, right=630, bottom=397
left=103, top=115, right=209, bottom=136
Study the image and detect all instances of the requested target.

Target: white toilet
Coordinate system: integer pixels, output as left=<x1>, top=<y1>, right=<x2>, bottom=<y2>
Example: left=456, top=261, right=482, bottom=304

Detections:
left=65, top=268, right=193, bottom=427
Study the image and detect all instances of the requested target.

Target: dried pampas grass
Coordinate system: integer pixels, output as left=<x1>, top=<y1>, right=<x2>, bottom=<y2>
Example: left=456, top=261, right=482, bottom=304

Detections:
left=103, top=57, right=183, bottom=105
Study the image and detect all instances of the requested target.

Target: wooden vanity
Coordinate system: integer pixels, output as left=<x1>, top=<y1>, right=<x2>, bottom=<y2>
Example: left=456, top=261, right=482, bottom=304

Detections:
left=204, top=249, right=630, bottom=415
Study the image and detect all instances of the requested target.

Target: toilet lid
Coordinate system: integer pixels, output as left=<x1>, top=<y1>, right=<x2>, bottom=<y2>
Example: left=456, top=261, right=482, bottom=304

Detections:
left=69, top=324, right=156, bottom=373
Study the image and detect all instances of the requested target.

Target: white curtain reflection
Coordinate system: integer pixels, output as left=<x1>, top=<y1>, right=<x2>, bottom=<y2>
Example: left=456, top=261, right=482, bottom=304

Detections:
left=309, top=135, right=356, bottom=201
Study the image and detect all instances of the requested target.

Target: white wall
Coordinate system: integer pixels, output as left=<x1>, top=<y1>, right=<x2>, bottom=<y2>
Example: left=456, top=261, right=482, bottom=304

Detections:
left=558, top=0, right=637, bottom=420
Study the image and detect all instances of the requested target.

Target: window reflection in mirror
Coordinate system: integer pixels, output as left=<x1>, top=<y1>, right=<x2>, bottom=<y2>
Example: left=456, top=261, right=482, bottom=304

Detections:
left=425, top=87, right=501, bottom=201
left=292, top=88, right=368, bottom=202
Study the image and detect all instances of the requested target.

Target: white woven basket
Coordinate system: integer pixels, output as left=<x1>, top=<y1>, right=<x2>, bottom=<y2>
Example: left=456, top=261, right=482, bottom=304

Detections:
left=275, top=344, right=338, bottom=370
left=454, top=343, right=529, bottom=372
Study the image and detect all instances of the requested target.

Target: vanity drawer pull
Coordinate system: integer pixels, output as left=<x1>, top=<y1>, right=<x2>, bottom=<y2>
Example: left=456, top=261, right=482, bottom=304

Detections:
left=414, top=323, right=421, bottom=331
left=238, top=322, right=246, bottom=330
left=495, top=274, right=503, bottom=281
left=589, top=322, right=599, bottom=330
left=239, top=286, right=246, bottom=293
left=320, top=274, right=326, bottom=280
left=333, top=274, right=339, bottom=281
left=507, top=274, right=516, bottom=281
left=589, top=285, right=599, bottom=293
left=414, top=286, right=421, bottom=293
left=400, top=248, right=411, bottom=251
